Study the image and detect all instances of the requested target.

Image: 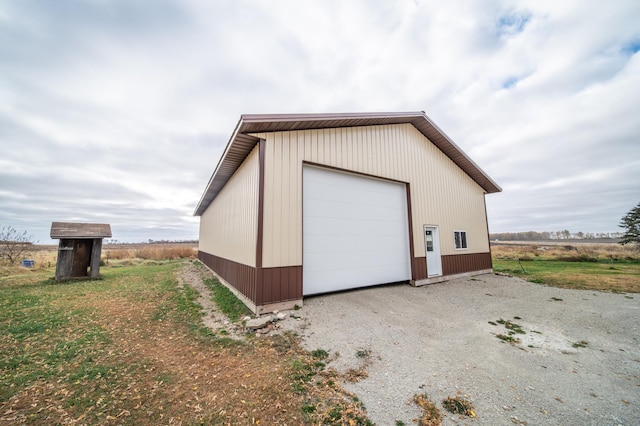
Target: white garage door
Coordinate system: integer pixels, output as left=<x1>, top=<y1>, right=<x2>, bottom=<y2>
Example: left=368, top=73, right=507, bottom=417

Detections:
left=303, top=166, right=411, bottom=295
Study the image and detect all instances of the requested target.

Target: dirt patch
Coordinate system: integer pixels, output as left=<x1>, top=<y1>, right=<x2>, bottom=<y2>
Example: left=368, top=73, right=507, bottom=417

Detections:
left=1, top=265, right=304, bottom=425
left=176, top=261, right=245, bottom=338
left=175, top=262, right=371, bottom=424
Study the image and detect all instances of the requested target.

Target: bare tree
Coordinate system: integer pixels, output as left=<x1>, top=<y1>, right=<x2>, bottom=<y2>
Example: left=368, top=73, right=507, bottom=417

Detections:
left=0, top=225, right=36, bottom=265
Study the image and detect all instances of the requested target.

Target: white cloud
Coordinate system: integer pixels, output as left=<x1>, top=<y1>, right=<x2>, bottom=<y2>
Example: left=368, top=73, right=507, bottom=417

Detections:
left=0, top=0, right=639, bottom=242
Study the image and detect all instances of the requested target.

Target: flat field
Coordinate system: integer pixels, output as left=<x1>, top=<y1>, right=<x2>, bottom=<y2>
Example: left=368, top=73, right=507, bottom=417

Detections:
left=0, top=260, right=368, bottom=425
left=1, top=242, right=638, bottom=424
left=492, top=242, right=640, bottom=293
left=0, top=243, right=198, bottom=278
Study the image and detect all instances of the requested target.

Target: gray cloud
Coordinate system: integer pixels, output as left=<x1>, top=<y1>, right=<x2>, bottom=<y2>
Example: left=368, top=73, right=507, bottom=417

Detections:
left=1, top=0, right=639, bottom=242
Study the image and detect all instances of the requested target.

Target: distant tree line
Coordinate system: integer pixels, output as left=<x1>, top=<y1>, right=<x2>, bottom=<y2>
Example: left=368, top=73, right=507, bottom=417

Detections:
left=490, top=231, right=623, bottom=241
left=104, top=239, right=198, bottom=245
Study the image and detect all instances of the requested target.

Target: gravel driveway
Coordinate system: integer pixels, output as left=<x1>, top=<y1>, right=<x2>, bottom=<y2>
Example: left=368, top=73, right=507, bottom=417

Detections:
left=283, top=274, right=640, bottom=425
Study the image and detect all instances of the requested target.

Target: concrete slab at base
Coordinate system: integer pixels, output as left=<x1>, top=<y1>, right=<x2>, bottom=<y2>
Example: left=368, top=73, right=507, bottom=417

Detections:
left=256, top=300, right=303, bottom=315
left=412, top=269, right=493, bottom=286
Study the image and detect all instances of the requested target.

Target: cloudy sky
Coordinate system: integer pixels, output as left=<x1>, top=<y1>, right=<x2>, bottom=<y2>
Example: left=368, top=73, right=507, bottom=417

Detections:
left=1, top=0, right=639, bottom=243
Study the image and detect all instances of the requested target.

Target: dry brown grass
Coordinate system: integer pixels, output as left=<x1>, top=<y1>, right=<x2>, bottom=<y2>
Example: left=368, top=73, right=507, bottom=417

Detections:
left=1, top=244, right=198, bottom=278
left=491, top=243, right=640, bottom=262
left=492, top=243, right=640, bottom=293
left=0, top=261, right=371, bottom=425
left=104, top=243, right=197, bottom=262
left=135, top=245, right=196, bottom=260
left=412, top=393, right=442, bottom=426
left=0, top=246, right=56, bottom=278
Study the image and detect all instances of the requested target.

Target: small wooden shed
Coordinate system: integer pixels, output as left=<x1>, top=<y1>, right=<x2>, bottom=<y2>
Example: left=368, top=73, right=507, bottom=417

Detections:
left=50, top=222, right=112, bottom=281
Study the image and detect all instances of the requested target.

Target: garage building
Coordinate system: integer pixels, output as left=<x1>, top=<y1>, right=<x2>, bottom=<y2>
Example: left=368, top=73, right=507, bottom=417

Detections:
left=194, top=112, right=501, bottom=314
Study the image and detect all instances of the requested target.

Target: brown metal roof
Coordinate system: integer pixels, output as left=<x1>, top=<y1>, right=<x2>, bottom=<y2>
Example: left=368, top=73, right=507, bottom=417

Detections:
left=50, top=222, right=112, bottom=239
left=194, top=111, right=501, bottom=216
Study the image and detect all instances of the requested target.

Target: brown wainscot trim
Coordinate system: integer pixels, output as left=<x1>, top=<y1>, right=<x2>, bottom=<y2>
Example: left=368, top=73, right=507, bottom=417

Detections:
left=198, top=251, right=303, bottom=314
left=405, top=185, right=417, bottom=280
left=442, top=252, right=492, bottom=276
left=259, top=265, right=303, bottom=306
left=411, top=252, right=493, bottom=286
left=411, top=257, right=428, bottom=281
left=198, top=251, right=257, bottom=303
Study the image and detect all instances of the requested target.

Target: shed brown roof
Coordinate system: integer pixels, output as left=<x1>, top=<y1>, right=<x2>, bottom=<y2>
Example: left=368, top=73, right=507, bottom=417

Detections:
left=50, top=222, right=112, bottom=239
left=194, top=111, right=501, bottom=216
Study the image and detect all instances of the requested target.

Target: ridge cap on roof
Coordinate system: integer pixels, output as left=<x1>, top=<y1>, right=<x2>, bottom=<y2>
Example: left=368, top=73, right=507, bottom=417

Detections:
left=239, top=111, right=425, bottom=123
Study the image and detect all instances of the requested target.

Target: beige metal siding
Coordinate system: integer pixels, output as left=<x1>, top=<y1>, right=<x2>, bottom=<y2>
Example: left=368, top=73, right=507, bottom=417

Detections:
left=257, top=124, right=490, bottom=268
left=199, top=145, right=259, bottom=267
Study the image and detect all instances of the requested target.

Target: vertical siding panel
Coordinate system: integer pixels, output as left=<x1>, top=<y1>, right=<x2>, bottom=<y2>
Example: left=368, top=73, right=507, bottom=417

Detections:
left=365, top=126, right=378, bottom=174
left=334, top=129, right=340, bottom=167
left=324, top=129, right=331, bottom=165
left=389, top=126, right=397, bottom=180
left=358, top=127, right=365, bottom=171
left=258, top=123, right=490, bottom=270
left=359, top=127, right=366, bottom=173
left=273, top=135, right=283, bottom=266
left=281, top=132, right=290, bottom=267
left=263, top=137, right=274, bottom=267
left=384, top=125, right=392, bottom=178
left=292, top=133, right=301, bottom=265
left=262, top=269, right=272, bottom=305
left=365, top=126, right=372, bottom=174
left=315, top=129, right=323, bottom=164
left=265, top=136, right=275, bottom=267
left=296, top=266, right=303, bottom=299
left=199, top=145, right=258, bottom=267
left=346, top=128, right=353, bottom=170
left=272, top=268, right=282, bottom=302
left=342, top=128, right=350, bottom=171
left=332, top=128, right=339, bottom=166
left=369, top=126, right=377, bottom=175
left=357, top=127, right=364, bottom=171
left=327, top=128, right=333, bottom=165
left=315, top=129, right=321, bottom=163
left=352, top=128, right=360, bottom=170
left=374, top=126, right=380, bottom=174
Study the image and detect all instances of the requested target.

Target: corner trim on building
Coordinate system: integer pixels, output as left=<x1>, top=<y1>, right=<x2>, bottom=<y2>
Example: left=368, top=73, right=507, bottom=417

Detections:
left=256, top=138, right=266, bottom=304
left=405, top=184, right=416, bottom=280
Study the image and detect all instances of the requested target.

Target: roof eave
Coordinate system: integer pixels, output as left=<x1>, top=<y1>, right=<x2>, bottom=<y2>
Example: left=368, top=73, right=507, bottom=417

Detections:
left=193, top=117, right=260, bottom=216
left=194, top=111, right=501, bottom=216
left=410, top=113, right=502, bottom=194
left=50, top=222, right=113, bottom=239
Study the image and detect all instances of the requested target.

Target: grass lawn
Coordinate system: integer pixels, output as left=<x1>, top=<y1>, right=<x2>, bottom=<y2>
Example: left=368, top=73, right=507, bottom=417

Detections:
left=0, top=260, right=370, bottom=425
left=493, top=259, right=640, bottom=293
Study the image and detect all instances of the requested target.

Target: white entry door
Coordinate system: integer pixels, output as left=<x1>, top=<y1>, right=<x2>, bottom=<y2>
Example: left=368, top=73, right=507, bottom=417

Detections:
left=424, top=226, right=442, bottom=277
left=303, top=166, right=412, bottom=295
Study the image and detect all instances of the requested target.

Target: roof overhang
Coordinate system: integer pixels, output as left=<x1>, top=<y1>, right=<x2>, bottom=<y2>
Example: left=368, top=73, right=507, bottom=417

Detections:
left=194, top=111, right=501, bottom=216
left=50, top=222, right=112, bottom=239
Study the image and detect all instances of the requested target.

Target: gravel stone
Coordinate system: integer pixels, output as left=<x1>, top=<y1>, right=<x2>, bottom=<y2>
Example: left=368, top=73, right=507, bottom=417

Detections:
left=282, top=274, right=640, bottom=425
left=245, top=316, right=272, bottom=330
